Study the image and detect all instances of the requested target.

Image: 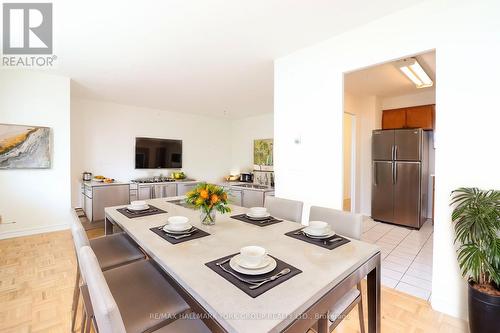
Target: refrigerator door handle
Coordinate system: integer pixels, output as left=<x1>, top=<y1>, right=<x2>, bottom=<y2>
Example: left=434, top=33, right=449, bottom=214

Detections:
left=373, top=162, right=378, bottom=186
left=391, top=145, right=395, bottom=161
left=394, top=162, right=398, bottom=184
left=392, top=162, right=396, bottom=184
left=394, top=145, right=399, bottom=160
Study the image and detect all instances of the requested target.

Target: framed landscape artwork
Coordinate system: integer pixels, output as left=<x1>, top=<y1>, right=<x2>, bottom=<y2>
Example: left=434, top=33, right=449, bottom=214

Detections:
left=254, top=138, right=273, bottom=171
left=0, top=124, right=51, bottom=169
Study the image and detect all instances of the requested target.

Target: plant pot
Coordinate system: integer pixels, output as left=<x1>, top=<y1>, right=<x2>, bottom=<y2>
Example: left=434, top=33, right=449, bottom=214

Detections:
left=200, top=209, right=216, bottom=225
left=468, top=282, right=500, bottom=333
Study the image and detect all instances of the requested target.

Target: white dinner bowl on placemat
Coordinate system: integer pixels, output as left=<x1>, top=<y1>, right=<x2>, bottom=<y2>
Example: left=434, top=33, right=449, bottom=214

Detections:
left=166, top=216, right=190, bottom=231
left=229, top=255, right=277, bottom=275
left=304, top=221, right=330, bottom=235
left=303, top=229, right=336, bottom=239
left=248, top=207, right=268, bottom=216
left=245, top=212, right=271, bottom=220
left=163, top=225, right=193, bottom=234
left=128, top=200, right=149, bottom=210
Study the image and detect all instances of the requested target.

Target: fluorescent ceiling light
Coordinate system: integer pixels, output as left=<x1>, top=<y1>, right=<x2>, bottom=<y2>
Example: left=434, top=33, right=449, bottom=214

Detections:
left=397, top=58, right=433, bottom=88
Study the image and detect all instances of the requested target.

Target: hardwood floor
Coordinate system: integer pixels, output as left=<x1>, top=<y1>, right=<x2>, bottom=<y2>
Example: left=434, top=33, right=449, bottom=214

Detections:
left=0, top=228, right=468, bottom=333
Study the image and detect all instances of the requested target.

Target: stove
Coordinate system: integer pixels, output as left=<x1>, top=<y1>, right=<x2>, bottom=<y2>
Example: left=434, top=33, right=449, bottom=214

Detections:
left=131, top=177, right=175, bottom=183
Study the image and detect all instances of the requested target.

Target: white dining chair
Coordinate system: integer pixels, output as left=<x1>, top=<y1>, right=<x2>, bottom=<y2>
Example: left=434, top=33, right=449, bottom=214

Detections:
left=264, top=196, right=303, bottom=223
left=78, top=246, right=211, bottom=333
left=70, top=211, right=146, bottom=332
left=309, top=206, right=365, bottom=333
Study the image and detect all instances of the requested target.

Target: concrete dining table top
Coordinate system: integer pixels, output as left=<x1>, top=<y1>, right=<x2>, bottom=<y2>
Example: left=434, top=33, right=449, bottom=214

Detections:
left=105, top=198, right=380, bottom=333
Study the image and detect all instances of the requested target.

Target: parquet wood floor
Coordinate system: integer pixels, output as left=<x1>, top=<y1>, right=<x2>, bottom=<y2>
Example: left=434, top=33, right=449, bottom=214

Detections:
left=0, top=228, right=468, bottom=333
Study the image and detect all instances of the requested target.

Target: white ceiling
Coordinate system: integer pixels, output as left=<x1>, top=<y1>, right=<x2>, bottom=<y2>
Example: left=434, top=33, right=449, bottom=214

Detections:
left=344, top=51, right=436, bottom=97
left=50, top=0, right=426, bottom=118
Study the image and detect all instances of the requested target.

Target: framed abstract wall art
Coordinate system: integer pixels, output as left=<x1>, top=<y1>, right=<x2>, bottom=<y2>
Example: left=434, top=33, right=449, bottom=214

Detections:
left=254, top=138, right=273, bottom=171
left=0, top=124, right=51, bottom=169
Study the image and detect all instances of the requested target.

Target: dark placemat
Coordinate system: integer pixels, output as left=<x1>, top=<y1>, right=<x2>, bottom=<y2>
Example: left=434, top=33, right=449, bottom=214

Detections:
left=231, top=214, right=283, bottom=227
left=285, top=228, right=350, bottom=250
left=150, top=226, right=210, bottom=244
left=205, top=253, right=302, bottom=298
left=117, top=205, right=166, bottom=219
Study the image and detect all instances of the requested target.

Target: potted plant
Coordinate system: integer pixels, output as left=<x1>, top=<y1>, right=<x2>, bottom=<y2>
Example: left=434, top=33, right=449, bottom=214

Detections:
left=185, top=183, right=231, bottom=225
left=451, top=187, right=500, bottom=333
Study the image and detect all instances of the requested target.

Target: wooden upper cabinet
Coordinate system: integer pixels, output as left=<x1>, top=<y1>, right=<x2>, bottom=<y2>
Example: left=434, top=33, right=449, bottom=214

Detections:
left=382, top=104, right=435, bottom=130
left=405, top=105, right=435, bottom=130
left=382, top=108, right=406, bottom=129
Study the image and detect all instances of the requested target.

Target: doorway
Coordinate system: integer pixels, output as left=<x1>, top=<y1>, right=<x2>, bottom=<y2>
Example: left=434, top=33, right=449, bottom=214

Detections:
left=342, top=50, right=436, bottom=301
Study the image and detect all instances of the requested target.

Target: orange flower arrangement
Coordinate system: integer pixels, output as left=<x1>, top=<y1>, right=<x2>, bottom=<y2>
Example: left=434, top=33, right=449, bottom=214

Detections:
left=185, top=183, right=231, bottom=224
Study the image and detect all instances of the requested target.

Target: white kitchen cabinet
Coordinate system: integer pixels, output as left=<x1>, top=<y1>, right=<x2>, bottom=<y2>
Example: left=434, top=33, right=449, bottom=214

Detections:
left=177, top=182, right=199, bottom=196
left=92, top=185, right=130, bottom=221
left=129, top=189, right=138, bottom=202
left=227, top=188, right=243, bottom=206
left=152, top=184, right=177, bottom=198
left=138, top=185, right=152, bottom=200
left=242, top=190, right=265, bottom=208
left=83, top=183, right=130, bottom=221
left=84, top=193, right=93, bottom=221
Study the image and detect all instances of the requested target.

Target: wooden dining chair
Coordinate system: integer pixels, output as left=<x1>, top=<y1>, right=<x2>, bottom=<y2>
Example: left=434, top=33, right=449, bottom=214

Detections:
left=309, top=206, right=365, bottom=333
left=264, top=196, right=304, bottom=223
left=78, top=245, right=211, bottom=333
left=70, top=211, right=146, bottom=332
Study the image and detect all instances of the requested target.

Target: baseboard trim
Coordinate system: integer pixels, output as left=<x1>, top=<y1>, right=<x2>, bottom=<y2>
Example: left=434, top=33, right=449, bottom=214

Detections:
left=0, top=223, right=70, bottom=240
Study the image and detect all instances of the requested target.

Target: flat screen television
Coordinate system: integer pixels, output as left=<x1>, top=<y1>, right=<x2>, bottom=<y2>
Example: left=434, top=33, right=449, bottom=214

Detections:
left=135, top=137, right=182, bottom=169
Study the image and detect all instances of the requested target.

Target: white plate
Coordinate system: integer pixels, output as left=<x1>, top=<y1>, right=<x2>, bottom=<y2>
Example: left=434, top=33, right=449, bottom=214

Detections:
left=93, top=178, right=104, bottom=182
left=229, top=255, right=277, bottom=275
left=245, top=212, right=271, bottom=220
left=303, top=228, right=336, bottom=239
left=163, top=224, right=193, bottom=233
left=127, top=204, right=149, bottom=211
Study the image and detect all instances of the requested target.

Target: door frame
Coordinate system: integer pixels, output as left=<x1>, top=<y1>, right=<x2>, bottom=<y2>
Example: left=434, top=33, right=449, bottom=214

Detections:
left=342, top=111, right=357, bottom=212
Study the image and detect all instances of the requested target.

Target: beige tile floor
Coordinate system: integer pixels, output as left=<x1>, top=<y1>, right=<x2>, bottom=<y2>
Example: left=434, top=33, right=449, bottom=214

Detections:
left=361, top=218, right=434, bottom=301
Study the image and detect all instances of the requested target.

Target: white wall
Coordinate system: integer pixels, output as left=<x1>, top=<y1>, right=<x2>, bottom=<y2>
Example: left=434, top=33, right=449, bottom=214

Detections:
left=0, top=71, right=71, bottom=239
left=230, top=113, right=273, bottom=174
left=71, top=99, right=236, bottom=206
left=381, top=89, right=435, bottom=109
left=275, top=0, right=500, bottom=320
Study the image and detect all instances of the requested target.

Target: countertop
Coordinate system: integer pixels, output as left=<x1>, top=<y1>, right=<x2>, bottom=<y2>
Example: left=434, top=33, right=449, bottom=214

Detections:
left=218, top=182, right=275, bottom=192
left=81, top=180, right=131, bottom=187
left=131, top=179, right=201, bottom=186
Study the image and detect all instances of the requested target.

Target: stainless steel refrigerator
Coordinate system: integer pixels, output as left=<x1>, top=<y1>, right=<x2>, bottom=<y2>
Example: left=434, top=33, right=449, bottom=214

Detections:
left=371, top=128, right=429, bottom=229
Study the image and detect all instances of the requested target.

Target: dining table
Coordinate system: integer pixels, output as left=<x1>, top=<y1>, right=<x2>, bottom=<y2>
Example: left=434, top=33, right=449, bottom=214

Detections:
left=104, top=197, right=381, bottom=333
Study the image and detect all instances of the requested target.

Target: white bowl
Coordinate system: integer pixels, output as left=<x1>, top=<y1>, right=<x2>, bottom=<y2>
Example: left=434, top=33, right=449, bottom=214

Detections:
left=249, top=207, right=267, bottom=217
left=127, top=205, right=149, bottom=210
left=240, top=245, right=267, bottom=268
left=306, top=221, right=330, bottom=236
left=167, top=216, right=190, bottom=231
left=131, top=200, right=146, bottom=206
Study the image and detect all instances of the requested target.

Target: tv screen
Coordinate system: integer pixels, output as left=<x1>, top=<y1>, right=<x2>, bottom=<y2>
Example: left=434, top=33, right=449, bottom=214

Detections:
left=135, top=137, right=182, bottom=169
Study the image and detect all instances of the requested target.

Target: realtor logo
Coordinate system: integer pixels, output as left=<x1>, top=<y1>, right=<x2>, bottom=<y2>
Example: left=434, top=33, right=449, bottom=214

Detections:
left=2, top=3, right=53, bottom=54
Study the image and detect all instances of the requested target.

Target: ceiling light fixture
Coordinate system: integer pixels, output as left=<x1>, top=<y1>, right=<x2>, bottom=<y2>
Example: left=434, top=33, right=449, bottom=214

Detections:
left=397, top=58, right=433, bottom=88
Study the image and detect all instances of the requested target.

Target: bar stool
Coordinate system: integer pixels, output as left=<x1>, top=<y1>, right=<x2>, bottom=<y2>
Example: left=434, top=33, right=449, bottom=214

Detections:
left=78, top=246, right=211, bottom=333
left=70, top=211, right=146, bottom=332
left=264, top=196, right=304, bottom=223
left=309, top=206, right=365, bottom=333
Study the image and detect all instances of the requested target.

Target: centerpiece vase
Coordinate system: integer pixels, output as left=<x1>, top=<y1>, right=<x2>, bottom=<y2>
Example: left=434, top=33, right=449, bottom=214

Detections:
left=200, top=207, right=216, bottom=225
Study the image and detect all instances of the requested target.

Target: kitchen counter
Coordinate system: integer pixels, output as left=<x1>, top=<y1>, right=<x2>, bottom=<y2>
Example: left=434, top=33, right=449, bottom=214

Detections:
left=82, top=180, right=131, bottom=187
left=218, top=182, right=275, bottom=192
